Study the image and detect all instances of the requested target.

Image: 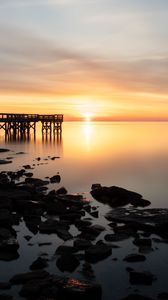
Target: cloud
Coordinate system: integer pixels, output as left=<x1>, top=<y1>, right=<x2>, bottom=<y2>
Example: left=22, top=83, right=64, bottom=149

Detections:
left=0, top=25, right=167, bottom=97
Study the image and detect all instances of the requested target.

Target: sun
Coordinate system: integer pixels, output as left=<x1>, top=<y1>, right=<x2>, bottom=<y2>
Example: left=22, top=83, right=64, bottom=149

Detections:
left=83, top=112, right=93, bottom=122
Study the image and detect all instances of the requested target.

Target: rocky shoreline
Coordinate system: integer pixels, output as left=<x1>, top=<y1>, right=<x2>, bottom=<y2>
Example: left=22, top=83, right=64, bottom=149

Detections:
left=0, top=148, right=168, bottom=300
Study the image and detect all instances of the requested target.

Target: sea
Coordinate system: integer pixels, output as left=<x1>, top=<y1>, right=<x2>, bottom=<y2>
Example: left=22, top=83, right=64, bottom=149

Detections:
left=0, top=121, right=168, bottom=299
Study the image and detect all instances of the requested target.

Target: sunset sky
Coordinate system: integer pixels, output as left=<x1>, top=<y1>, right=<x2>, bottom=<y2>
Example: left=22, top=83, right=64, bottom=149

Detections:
left=0, top=0, right=167, bottom=121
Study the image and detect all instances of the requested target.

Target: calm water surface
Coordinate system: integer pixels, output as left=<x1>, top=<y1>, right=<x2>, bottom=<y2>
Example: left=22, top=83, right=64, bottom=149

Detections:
left=0, top=122, right=168, bottom=300
left=1, top=121, right=168, bottom=207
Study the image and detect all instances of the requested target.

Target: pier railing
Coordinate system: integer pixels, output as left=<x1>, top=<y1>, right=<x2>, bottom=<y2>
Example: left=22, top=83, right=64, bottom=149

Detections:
left=0, top=113, right=63, bottom=133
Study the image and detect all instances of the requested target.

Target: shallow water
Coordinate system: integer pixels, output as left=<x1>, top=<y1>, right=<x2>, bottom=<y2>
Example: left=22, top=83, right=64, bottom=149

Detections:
left=0, top=121, right=168, bottom=300
left=1, top=121, right=168, bottom=207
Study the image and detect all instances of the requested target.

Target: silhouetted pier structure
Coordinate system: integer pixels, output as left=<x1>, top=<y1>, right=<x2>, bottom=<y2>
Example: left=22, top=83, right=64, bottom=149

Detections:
left=0, top=113, right=63, bottom=136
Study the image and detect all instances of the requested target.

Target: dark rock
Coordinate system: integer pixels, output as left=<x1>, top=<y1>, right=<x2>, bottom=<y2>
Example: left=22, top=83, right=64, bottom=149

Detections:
left=24, top=172, right=33, bottom=177
left=56, top=228, right=73, bottom=241
left=23, top=165, right=32, bottom=169
left=74, top=239, right=92, bottom=250
left=0, top=282, right=11, bottom=290
left=104, top=232, right=131, bottom=242
left=0, top=148, right=10, bottom=152
left=0, top=251, right=19, bottom=261
left=50, top=175, right=61, bottom=183
left=56, top=245, right=77, bottom=255
left=0, top=160, right=12, bottom=165
left=58, top=277, right=102, bottom=300
left=19, top=277, right=51, bottom=298
left=30, top=257, right=48, bottom=270
left=133, top=238, right=152, bottom=248
left=120, top=294, right=155, bottom=300
left=24, top=235, right=32, bottom=241
left=38, top=242, right=52, bottom=247
left=25, top=177, right=49, bottom=187
left=123, top=254, right=146, bottom=262
left=90, top=211, right=99, bottom=218
left=0, top=238, right=19, bottom=252
left=91, top=183, right=101, bottom=190
left=80, top=262, right=95, bottom=279
left=0, top=228, right=13, bottom=239
left=39, top=219, right=69, bottom=234
left=0, top=294, right=13, bottom=300
left=56, top=254, right=80, bottom=272
left=158, top=292, right=168, bottom=299
left=56, top=187, right=67, bottom=194
left=0, top=210, right=13, bottom=228
left=10, top=270, right=49, bottom=284
left=91, top=185, right=148, bottom=207
left=129, top=271, right=156, bottom=285
left=85, top=243, right=112, bottom=263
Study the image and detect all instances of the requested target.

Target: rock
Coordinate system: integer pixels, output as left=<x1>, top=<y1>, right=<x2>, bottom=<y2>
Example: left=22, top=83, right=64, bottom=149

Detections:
left=39, top=219, right=69, bottom=234
left=74, top=239, right=92, bottom=250
left=0, top=251, right=19, bottom=261
left=133, top=238, right=152, bottom=248
left=104, top=233, right=131, bottom=242
left=0, top=210, right=13, bottom=227
left=19, top=277, right=51, bottom=298
left=23, top=165, right=32, bottom=169
left=24, top=235, right=32, bottom=241
left=30, top=257, right=48, bottom=270
left=120, top=294, right=155, bottom=300
left=0, top=238, right=19, bottom=252
left=158, top=292, right=168, bottom=299
left=58, top=277, right=102, bottom=300
left=129, top=271, right=156, bottom=285
left=25, top=177, right=49, bottom=187
left=123, top=254, right=146, bottom=262
left=0, top=148, right=10, bottom=152
left=80, top=262, right=95, bottom=279
left=55, top=245, right=77, bottom=255
left=24, top=172, right=33, bottom=177
left=91, top=185, right=148, bottom=207
left=0, top=160, right=12, bottom=165
left=0, top=228, right=13, bottom=240
left=0, top=282, right=11, bottom=290
left=85, top=243, right=112, bottom=263
left=38, top=242, right=52, bottom=247
left=0, top=294, right=13, bottom=300
left=90, top=211, right=99, bottom=218
left=56, top=187, right=67, bottom=194
left=56, top=254, right=80, bottom=272
left=50, top=175, right=61, bottom=183
left=10, top=270, right=49, bottom=284
left=56, top=228, right=73, bottom=241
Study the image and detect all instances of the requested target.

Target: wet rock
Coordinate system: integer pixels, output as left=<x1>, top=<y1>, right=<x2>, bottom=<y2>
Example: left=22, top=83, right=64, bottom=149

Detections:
left=123, top=254, right=146, bottom=262
left=0, top=238, right=19, bottom=252
left=0, top=210, right=13, bottom=227
left=104, top=232, right=131, bottom=242
left=91, top=185, right=149, bottom=207
left=56, top=254, right=80, bottom=272
left=0, top=282, right=11, bottom=290
left=0, top=294, right=14, bottom=300
left=129, top=271, right=156, bottom=285
left=10, top=270, right=49, bottom=284
left=85, top=243, right=112, bottom=263
left=0, top=148, right=10, bottom=153
left=80, top=262, right=95, bottom=279
left=57, top=277, right=102, bottom=300
left=24, top=172, right=33, bottom=177
left=0, top=160, right=12, bottom=165
left=158, top=292, right=168, bottom=299
left=90, top=211, right=99, bottom=218
left=120, top=294, right=155, bottom=300
left=0, top=251, right=19, bottom=261
left=0, top=228, right=13, bottom=240
left=38, top=242, right=52, bottom=247
left=56, top=228, right=73, bottom=241
left=19, top=277, right=51, bottom=298
left=23, top=165, right=32, bottom=169
left=39, top=219, right=69, bottom=234
left=30, top=257, right=48, bottom=270
left=74, top=239, right=92, bottom=250
left=56, top=187, right=67, bottom=194
left=50, top=175, right=61, bottom=183
left=133, top=238, right=152, bottom=248
left=24, top=235, right=32, bottom=241
left=56, top=245, right=77, bottom=255
left=25, top=177, right=49, bottom=187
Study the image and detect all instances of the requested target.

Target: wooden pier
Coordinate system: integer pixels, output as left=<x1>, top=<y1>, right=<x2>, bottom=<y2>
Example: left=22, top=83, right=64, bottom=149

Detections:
left=0, top=113, right=63, bottom=135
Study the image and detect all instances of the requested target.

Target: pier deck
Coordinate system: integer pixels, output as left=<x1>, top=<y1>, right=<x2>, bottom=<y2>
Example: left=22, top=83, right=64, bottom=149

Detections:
left=0, top=113, right=63, bottom=133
